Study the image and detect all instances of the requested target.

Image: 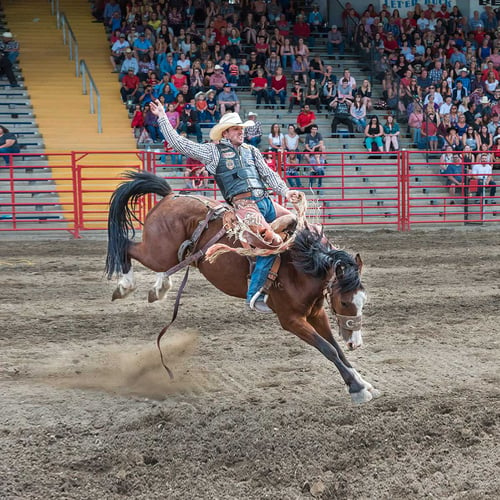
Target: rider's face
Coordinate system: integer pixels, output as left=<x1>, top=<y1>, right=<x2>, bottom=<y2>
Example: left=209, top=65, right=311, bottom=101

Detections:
left=223, top=126, right=244, bottom=146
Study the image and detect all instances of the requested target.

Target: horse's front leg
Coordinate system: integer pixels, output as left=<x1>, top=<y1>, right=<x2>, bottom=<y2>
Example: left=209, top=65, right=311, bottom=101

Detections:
left=112, top=267, right=136, bottom=301
left=308, top=308, right=380, bottom=402
left=148, top=273, right=173, bottom=303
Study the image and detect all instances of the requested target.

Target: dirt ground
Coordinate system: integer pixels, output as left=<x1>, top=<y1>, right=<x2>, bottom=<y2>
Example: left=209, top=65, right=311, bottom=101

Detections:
left=0, top=228, right=499, bottom=500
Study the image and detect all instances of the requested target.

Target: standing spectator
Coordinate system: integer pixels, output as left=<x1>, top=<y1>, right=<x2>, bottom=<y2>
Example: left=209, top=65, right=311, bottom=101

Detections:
left=296, top=104, right=317, bottom=135
left=471, top=152, right=497, bottom=201
left=244, top=111, right=263, bottom=148
left=330, top=96, right=354, bottom=136
left=268, top=123, right=285, bottom=152
left=0, top=125, right=20, bottom=164
left=217, top=83, right=240, bottom=114
left=130, top=104, right=144, bottom=138
left=251, top=68, right=269, bottom=107
left=364, top=116, right=384, bottom=152
left=327, top=25, right=344, bottom=57
left=383, top=115, right=400, bottom=151
left=0, top=32, right=19, bottom=64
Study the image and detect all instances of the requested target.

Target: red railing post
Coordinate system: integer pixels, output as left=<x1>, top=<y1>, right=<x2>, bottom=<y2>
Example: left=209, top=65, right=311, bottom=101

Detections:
left=399, top=149, right=410, bottom=231
left=72, top=151, right=82, bottom=238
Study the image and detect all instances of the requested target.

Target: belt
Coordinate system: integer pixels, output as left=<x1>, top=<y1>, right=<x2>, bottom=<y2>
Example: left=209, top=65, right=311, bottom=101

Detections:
left=231, top=190, right=267, bottom=204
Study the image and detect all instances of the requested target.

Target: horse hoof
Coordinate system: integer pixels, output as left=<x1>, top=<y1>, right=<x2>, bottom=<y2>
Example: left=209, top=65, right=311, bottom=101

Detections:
left=350, top=388, right=373, bottom=404
left=112, top=285, right=134, bottom=301
left=369, top=387, right=382, bottom=399
left=148, top=289, right=159, bottom=303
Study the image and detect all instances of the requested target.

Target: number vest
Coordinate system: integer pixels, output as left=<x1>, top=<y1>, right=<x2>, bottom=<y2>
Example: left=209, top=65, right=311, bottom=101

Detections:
left=214, top=143, right=267, bottom=202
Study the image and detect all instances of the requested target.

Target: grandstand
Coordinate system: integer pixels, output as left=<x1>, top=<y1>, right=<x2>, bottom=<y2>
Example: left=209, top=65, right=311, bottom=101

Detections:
left=0, top=1, right=498, bottom=230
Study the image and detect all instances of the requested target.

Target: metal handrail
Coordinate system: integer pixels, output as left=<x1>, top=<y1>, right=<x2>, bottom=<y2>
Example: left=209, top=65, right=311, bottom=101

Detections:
left=58, top=13, right=80, bottom=77
left=80, top=60, right=103, bottom=133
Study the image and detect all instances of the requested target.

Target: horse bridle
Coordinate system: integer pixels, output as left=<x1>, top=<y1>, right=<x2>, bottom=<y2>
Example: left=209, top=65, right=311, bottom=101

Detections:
left=325, top=279, right=363, bottom=335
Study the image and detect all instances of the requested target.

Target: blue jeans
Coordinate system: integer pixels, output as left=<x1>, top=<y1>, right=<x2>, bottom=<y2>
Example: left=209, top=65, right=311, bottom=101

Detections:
left=0, top=145, right=20, bottom=164
left=246, top=197, right=277, bottom=302
left=269, top=89, right=286, bottom=105
left=245, top=136, right=261, bottom=148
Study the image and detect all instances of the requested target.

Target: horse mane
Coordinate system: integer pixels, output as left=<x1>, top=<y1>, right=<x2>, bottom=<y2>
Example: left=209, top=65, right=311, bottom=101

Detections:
left=290, top=226, right=363, bottom=293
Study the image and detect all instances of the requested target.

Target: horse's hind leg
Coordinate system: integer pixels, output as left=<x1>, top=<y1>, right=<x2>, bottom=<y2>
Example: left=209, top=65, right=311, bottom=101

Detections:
left=148, top=273, right=172, bottom=303
left=112, top=267, right=136, bottom=301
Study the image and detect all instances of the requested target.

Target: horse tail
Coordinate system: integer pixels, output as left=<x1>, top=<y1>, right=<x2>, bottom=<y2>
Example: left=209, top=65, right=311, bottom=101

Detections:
left=105, top=171, right=172, bottom=279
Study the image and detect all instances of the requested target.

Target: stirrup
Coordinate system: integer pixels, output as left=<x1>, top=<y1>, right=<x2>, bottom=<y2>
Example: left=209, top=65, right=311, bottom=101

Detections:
left=248, top=289, right=273, bottom=314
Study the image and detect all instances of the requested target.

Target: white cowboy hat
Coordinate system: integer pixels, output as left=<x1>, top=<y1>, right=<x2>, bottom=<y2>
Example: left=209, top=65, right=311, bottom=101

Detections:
left=2, top=32, right=13, bottom=38
left=209, top=112, right=253, bottom=141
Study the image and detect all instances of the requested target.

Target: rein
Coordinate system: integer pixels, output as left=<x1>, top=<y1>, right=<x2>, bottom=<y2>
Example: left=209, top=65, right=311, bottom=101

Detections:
left=156, top=209, right=227, bottom=378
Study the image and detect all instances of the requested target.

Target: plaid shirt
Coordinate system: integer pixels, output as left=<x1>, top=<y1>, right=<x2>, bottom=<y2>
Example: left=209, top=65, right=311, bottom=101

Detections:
left=157, top=116, right=289, bottom=197
left=244, top=121, right=263, bottom=140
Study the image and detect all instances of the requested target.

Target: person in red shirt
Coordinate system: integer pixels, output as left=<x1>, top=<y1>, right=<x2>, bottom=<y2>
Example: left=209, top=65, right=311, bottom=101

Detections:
left=120, top=68, right=141, bottom=104
left=171, top=66, right=188, bottom=90
left=481, top=61, right=499, bottom=82
left=296, top=104, right=316, bottom=134
left=383, top=32, right=399, bottom=55
left=292, top=15, right=310, bottom=43
left=269, top=67, right=287, bottom=107
left=251, top=68, right=269, bottom=107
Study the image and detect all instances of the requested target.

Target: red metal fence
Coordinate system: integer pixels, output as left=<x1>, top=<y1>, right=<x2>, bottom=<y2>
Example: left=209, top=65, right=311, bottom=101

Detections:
left=0, top=150, right=498, bottom=236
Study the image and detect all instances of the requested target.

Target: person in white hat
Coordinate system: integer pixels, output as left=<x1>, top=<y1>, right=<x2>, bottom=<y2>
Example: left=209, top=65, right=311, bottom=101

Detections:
left=150, top=100, right=303, bottom=313
left=0, top=33, right=18, bottom=87
left=0, top=32, right=19, bottom=64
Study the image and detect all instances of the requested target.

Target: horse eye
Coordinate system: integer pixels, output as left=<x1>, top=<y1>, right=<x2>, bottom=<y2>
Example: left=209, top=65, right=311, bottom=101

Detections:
left=341, top=302, right=349, bottom=307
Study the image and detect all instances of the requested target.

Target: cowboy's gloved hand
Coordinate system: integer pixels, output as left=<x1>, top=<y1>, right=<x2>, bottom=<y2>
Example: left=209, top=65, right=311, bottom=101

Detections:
left=286, top=190, right=304, bottom=204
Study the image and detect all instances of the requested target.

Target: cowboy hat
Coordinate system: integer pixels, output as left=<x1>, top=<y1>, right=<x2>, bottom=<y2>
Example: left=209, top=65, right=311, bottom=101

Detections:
left=2, top=32, right=13, bottom=38
left=209, top=112, right=254, bottom=141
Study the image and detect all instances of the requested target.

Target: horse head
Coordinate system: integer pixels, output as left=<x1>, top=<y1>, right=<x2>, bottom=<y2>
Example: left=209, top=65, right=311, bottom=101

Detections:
left=291, top=226, right=366, bottom=350
left=328, top=253, right=366, bottom=350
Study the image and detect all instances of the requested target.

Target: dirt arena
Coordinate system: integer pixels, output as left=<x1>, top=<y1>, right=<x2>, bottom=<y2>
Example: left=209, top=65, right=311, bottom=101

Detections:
left=0, top=229, right=498, bottom=500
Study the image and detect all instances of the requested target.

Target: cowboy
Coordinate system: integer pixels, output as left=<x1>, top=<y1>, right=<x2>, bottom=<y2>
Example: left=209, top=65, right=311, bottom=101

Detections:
left=150, top=101, right=303, bottom=313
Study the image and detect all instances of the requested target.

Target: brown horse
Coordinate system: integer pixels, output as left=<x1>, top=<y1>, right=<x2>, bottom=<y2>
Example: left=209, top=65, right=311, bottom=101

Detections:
left=105, top=171, right=380, bottom=404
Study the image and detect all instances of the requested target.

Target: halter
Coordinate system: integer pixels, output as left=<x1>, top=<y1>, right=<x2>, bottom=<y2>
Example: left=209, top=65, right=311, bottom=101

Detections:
left=325, top=275, right=363, bottom=336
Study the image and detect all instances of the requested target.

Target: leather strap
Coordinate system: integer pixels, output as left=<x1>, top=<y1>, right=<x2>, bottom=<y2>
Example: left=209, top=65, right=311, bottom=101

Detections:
left=262, top=255, right=281, bottom=293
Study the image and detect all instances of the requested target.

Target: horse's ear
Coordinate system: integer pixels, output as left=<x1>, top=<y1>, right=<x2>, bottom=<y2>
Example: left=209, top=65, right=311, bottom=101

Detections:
left=355, top=253, right=363, bottom=275
left=334, top=260, right=345, bottom=279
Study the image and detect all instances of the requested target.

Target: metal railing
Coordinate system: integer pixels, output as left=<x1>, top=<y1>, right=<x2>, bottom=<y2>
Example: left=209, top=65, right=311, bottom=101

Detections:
left=57, top=13, right=79, bottom=77
left=80, top=60, right=103, bottom=133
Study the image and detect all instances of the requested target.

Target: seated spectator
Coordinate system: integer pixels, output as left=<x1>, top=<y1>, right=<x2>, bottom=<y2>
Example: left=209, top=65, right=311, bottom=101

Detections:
left=358, top=79, right=373, bottom=111
left=0, top=125, right=20, bottom=164
left=296, top=104, right=317, bottom=135
left=209, top=65, right=228, bottom=94
left=265, top=52, right=281, bottom=80
left=178, top=104, right=202, bottom=143
left=308, top=153, right=326, bottom=191
left=350, top=94, right=367, bottom=133
left=280, top=38, right=295, bottom=70
left=133, top=32, right=153, bottom=61
left=138, top=84, right=155, bottom=108
left=383, top=115, right=400, bottom=151
left=330, top=96, right=354, bottom=136
left=119, top=49, right=139, bottom=80
left=184, top=157, right=209, bottom=190
left=304, top=78, right=322, bottom=113
left=251, top=68, right=269, bottom=107
left=288, top=81, right=304, bottom=113
left=308, top=5, right=325, bottom=33
left=194, top=91, right=209, bottom=122
left=284, top=124, right=301, bottom=155
left=244, top=111, right=263, bottom=148
left=120, top=68, right=141, bottom=105
left=408, top=103, right=424, bottom=146
left=143, top=103, right=163, bottom=143
left=444, top=126, right=462, bottom=151
left=337, top=78, right=354, bottom=102
left=268, top=123, right=285, bottom=152
left=309, top=56, right=325, bottom=81
left=303, top=125, right=325, bottom=154
left=238, top=57, right=250, bottom=87
left=285, top=152, right=302, bottom=188
left=217, top=83, right=240, bottom=115
left=165, top=102, right=180, bottom=130
left=110, top=33, right=130, bottom=72
left=205, top=89, right=220, bottom=123
left=291, top=54, right=308, bottom=85
left=327, top=25, right=344, bottom=57
left=421, top=112, right=440, bottom=151
left=364, top=116, right=384, bottom=152
left=440, top=148, right=463, bottom=198
left=462, top=126, right=480, bottom=150
left=268, top=67, right=287, bottom=108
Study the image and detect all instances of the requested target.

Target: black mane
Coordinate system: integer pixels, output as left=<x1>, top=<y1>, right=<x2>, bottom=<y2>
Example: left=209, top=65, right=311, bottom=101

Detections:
left=290, top=226, right=362, bottom=293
